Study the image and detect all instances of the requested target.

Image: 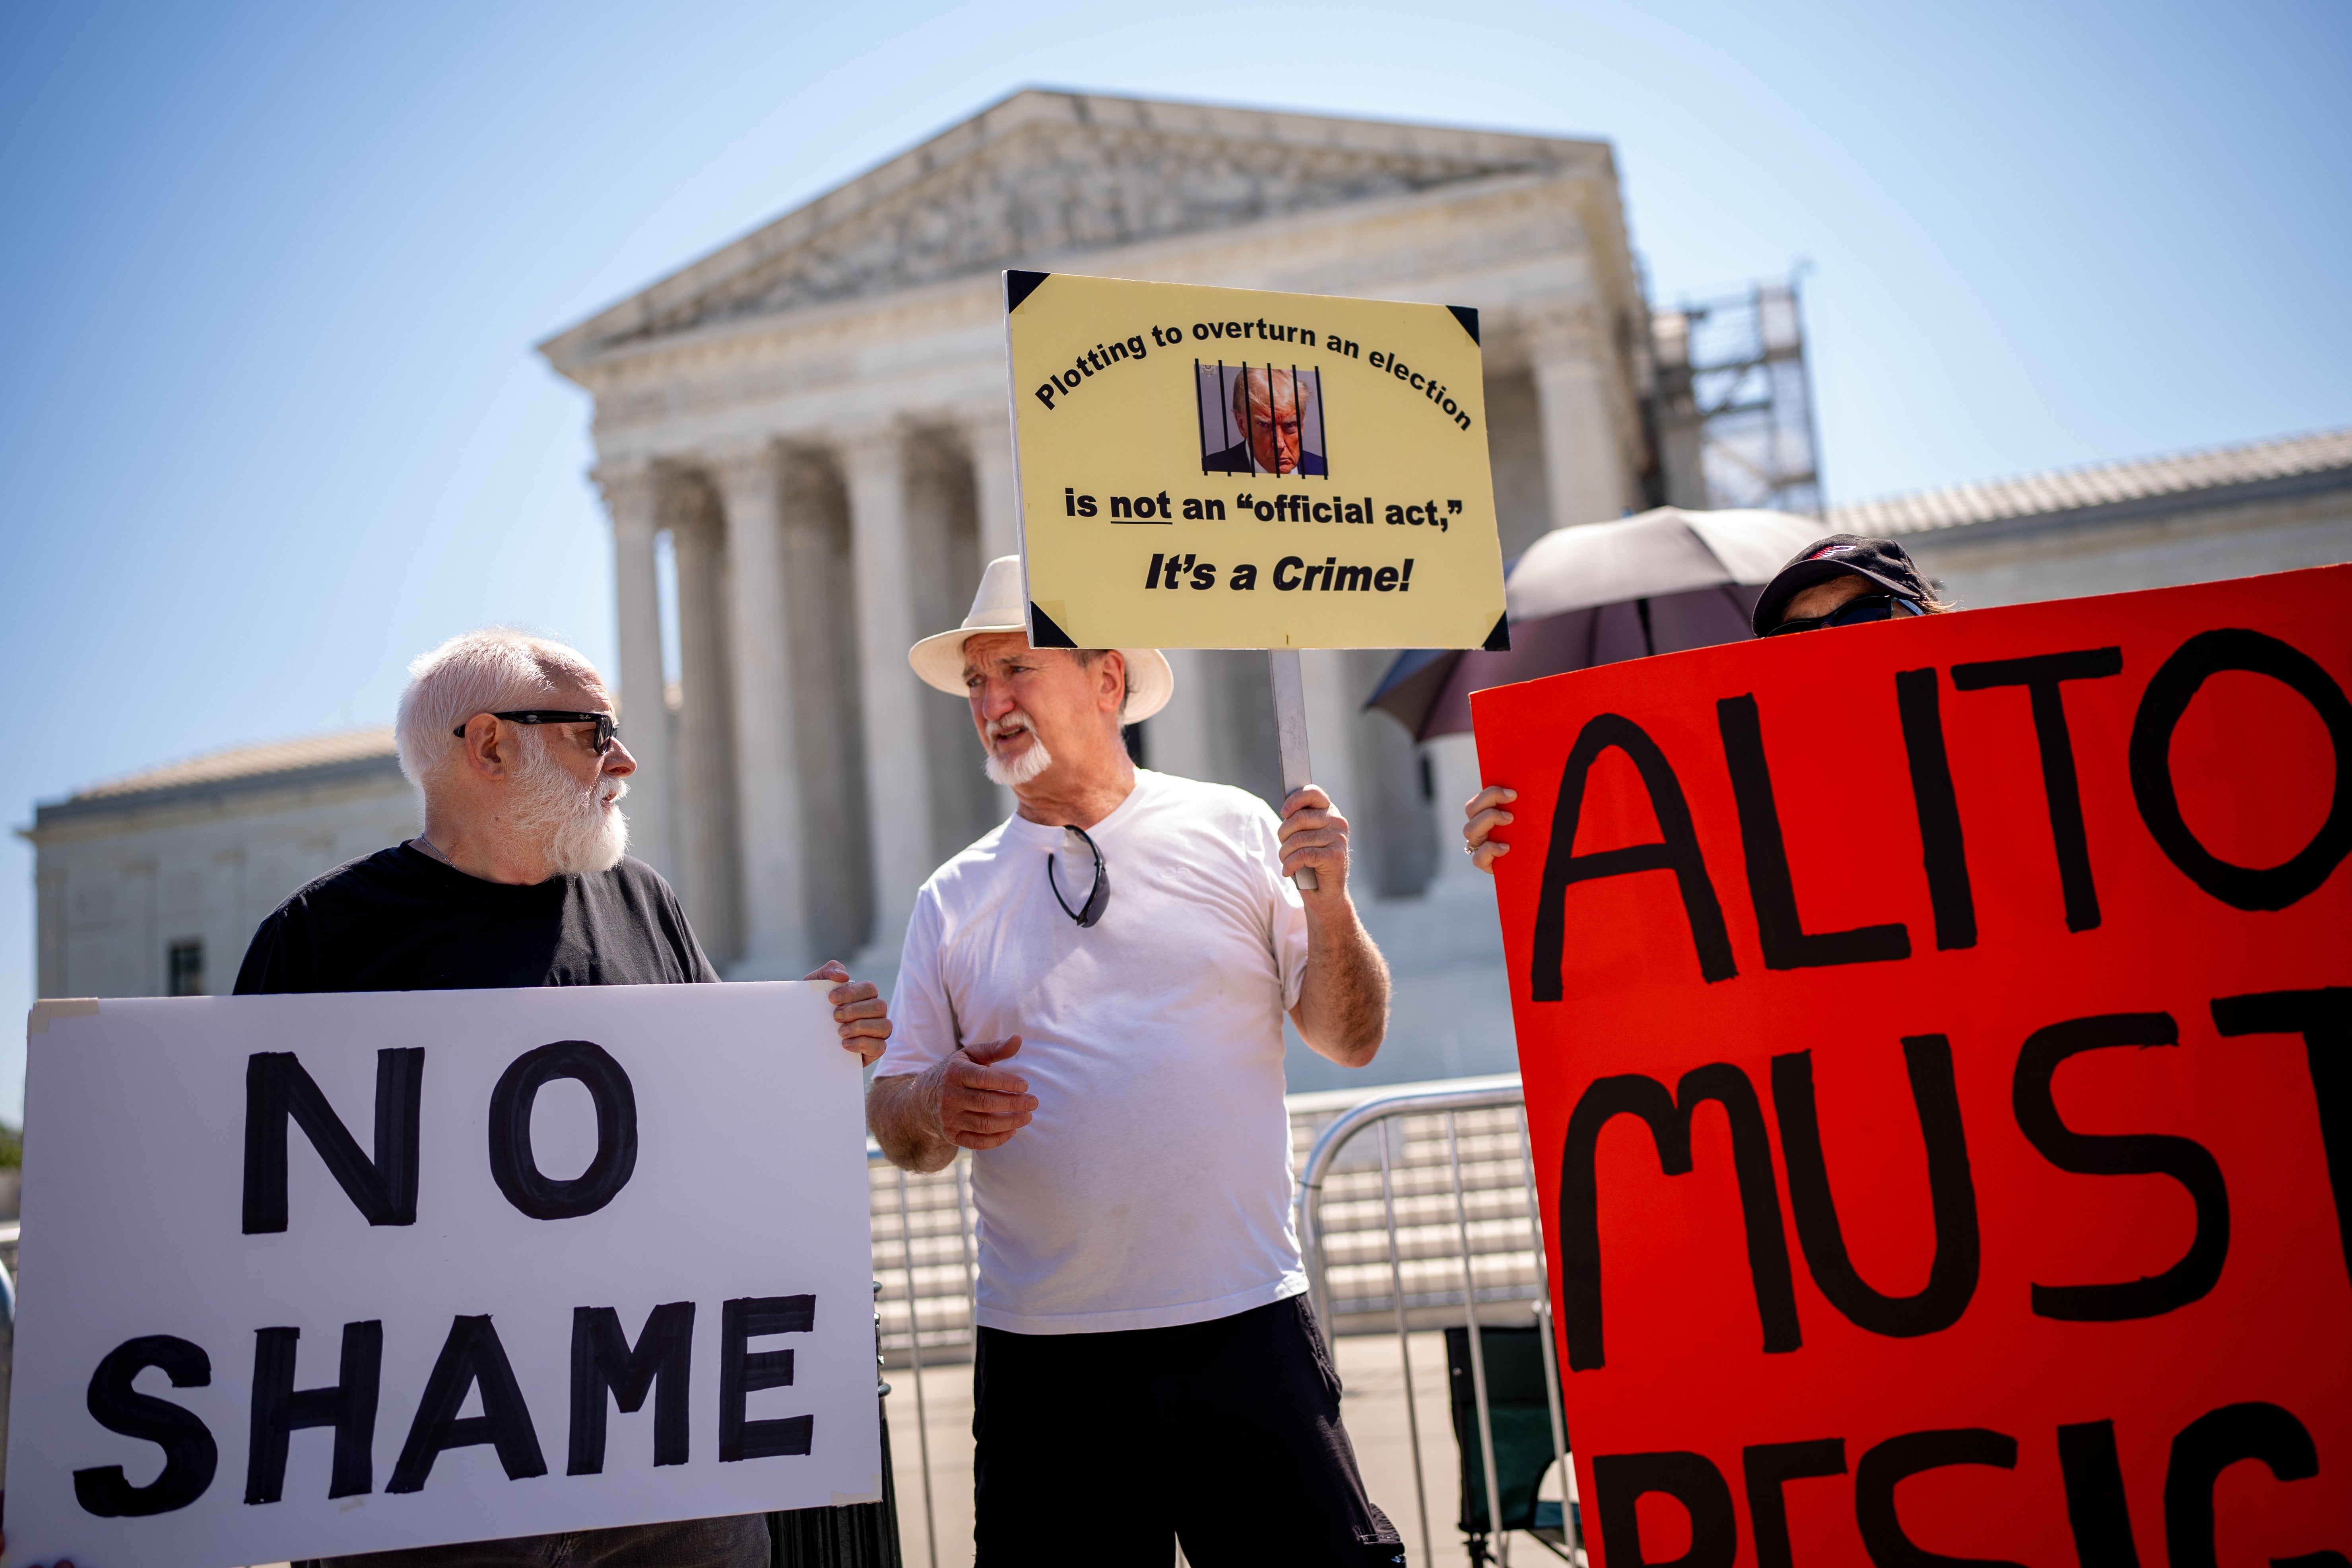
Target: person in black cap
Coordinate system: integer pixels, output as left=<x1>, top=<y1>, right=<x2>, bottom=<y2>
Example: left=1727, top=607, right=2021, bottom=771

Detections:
left=1462, top=534, right=1952, bottom=871
left=1746, top=532, right=1949, bottom=638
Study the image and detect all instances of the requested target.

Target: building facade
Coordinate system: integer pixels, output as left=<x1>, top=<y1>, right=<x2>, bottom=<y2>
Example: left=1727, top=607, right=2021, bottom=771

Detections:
left=1835, top=426, right=2352, bottom=608
left=22, top=729, right=418, bottom=1001
left=24, top=86, right=2350, bottom=1096
left=535, top=89, right=1657, bottom=982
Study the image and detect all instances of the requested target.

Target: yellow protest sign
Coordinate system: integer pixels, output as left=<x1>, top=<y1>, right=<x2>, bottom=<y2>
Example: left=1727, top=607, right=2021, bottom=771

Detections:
left=1006, top=271, right=1508, bottom=651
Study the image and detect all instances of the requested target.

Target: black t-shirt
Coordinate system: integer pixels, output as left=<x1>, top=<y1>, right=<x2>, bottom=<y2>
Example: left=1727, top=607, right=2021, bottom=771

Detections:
left=234, top=843, right=719, bottom=995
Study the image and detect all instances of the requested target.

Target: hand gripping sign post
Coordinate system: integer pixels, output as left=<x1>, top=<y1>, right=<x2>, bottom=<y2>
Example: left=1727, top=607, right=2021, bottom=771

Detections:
left=3, top=983, right=880, bottom=1568
left=1005, top=270, right=1508, bottom=885
left=1472, top=565, right=2352, bottom=1565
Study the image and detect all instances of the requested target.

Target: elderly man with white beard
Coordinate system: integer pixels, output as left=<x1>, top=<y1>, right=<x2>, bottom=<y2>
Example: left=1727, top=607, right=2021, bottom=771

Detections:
left=228, top=627, right=890, bottom=1568
left=866, top=558, right=1405, bottom=1566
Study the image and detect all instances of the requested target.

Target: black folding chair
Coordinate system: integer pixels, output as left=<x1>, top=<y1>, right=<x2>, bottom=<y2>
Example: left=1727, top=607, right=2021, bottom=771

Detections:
left=1445, top=1325, right=1578, bottom=1564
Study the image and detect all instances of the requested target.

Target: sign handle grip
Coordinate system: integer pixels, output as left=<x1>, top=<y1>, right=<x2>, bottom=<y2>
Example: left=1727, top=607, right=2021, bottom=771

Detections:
left=1268, top=648, right=1319, bottom=891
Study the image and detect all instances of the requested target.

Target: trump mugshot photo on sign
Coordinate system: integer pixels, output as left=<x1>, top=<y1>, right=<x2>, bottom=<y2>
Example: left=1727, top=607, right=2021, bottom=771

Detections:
left=1005, top=270, right=1508, bottom=652
left=1472, top=565, right=2350, bottom=1565
left=4, top=982, right=880, bottom=1568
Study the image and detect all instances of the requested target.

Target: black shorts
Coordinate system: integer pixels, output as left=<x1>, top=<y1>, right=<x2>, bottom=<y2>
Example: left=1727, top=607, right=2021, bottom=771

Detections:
left=972, top=1294, right=1407, bottom=1567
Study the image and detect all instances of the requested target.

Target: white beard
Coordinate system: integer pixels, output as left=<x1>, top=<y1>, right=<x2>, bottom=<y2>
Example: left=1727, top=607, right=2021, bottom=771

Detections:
left=983, top=712, right=1054, bottom=787
left=509, top=735, right=631, bottom=875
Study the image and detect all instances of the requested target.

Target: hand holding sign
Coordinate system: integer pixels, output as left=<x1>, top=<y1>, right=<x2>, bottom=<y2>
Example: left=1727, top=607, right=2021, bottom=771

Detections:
left=807, top=959, right=893, bottom=1066
left=1462, top=784, right=1517, bottom=873
left=1275, top=784, right=1350, bottom=895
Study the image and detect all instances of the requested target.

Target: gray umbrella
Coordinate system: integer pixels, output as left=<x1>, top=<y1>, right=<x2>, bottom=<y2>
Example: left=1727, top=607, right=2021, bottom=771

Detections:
left=1366, top=506, right=1828, bottom=739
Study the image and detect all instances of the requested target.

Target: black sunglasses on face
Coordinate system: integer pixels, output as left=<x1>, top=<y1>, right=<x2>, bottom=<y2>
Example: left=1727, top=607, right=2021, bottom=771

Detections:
left=1763, top=591, right=1922, bottom=637
left=1048, top=825, right=1111, bottom=928
left=454, top=710, right=619, bottom=753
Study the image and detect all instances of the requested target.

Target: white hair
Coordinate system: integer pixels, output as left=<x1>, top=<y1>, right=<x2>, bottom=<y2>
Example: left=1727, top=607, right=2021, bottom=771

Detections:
left=506, top=729, right=631, bottom=873
left=982, top=710, right=1054, bottom=787
left=396, top=628, right=604, bottom=792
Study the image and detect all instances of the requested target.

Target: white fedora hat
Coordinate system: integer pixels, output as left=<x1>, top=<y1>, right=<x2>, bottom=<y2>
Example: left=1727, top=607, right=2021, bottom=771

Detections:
left=907, top=555, right=1174, bottom=723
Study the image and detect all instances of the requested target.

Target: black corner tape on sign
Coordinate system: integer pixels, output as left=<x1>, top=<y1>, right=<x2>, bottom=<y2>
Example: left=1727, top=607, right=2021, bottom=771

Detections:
left=1005, top=270, right=1051, bottom=313
left=1483, top=613, right=1511, bottom=653
left=1448, top=305, right=1481, bottom=346
left=1029, top=602, right=1077, bottom=649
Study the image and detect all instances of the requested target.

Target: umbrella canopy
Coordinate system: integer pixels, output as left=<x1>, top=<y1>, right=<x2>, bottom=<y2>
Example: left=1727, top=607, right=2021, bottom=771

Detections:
left=1367, top=506, right=1827, bottom=740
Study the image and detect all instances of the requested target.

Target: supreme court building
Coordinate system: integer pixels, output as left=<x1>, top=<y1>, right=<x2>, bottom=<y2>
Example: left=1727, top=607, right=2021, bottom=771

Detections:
left=536, top=89, right=1653, bottom=987
left=35, top=90, right=2348, bottom=1093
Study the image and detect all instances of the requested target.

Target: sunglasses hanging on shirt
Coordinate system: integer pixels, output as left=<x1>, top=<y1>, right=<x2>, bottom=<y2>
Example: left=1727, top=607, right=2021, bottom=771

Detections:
left=1048, top=825, right=1111, bottom=928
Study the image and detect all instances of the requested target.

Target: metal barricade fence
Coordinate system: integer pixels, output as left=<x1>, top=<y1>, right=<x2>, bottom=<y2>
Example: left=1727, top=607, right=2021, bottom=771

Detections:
left=867, top=1149, right=976, bottom=1568
left=865, top=1077, right=1575, bottom=1568
left=1296, top=1082, right=1578, bottom=1568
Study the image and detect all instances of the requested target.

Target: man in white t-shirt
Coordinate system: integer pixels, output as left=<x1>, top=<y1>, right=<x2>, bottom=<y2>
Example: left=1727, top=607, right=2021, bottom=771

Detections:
left=867, top=556, right=1405, bottom=1566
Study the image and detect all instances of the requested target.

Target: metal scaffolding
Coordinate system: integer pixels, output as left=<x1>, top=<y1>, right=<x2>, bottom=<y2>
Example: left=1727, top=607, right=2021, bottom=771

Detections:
left=1650, top=277, right=1824, bottom=516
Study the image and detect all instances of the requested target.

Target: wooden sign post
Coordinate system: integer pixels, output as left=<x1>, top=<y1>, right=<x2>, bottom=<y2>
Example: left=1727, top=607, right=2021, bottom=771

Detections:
left=1267, top=646, right=1319, bottom=888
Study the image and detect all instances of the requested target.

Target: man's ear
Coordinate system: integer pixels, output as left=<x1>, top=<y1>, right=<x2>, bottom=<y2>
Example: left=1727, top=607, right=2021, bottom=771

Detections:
left=458, top=714, right=512, bottom=779
left=1098, top=651, right=1128, bottom=713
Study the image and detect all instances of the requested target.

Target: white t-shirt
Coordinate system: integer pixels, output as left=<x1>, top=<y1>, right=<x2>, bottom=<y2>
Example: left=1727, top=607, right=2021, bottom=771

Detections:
left=877, top=768, right=1313, bottom=1334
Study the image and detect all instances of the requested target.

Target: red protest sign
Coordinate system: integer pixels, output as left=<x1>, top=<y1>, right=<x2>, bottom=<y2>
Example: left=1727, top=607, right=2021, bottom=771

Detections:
left=1471, top=565, right=2351, bottom=1566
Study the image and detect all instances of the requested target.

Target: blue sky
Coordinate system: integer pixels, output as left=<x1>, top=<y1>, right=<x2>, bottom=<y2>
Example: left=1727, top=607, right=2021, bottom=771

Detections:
left=3, top=0, right=2347, bottom=1122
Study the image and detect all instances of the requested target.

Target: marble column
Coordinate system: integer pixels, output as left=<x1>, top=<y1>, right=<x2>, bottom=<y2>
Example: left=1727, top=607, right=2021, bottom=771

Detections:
left=963, top=404, right=1022, bottom=565
left=1526, top=306, right=1630, bottom=533
left=841, top=423, right=934, bottom=962
left=1424, top=732, right=1489, bottom=889
left=707, top=442, right=811, bottom=979
left=670, top=502, right=742, bottom=965
left=1147, top=648, right=1215, bottom=782
left=1298, top=649, right=1366, bottom=822
left=597, top=462, right=677, bottom=878
left=964, top=406, right=1025, bottom=819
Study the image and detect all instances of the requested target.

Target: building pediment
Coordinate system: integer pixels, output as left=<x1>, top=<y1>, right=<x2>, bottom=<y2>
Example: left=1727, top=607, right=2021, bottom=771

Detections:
left=541, top=89, right=1612, bottom=371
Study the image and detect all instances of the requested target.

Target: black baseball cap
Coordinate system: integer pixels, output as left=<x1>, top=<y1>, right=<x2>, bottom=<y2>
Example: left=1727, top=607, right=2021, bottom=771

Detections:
left=1750, top=534, right=1932, bottom=635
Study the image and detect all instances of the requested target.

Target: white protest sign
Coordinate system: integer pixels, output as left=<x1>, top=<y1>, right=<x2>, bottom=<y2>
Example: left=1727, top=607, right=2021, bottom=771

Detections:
left=4, top=982, right=879, bottom=1568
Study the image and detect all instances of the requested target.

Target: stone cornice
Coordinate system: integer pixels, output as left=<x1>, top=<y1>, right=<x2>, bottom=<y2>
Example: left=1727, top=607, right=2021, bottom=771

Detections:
left=539, top=93, right=1619, bottom=375
left=26, top=755, right=412, bottom=839
left=566, top=168, right=1615, bottom=411
left=571, top=163, right=1650, bottom=478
